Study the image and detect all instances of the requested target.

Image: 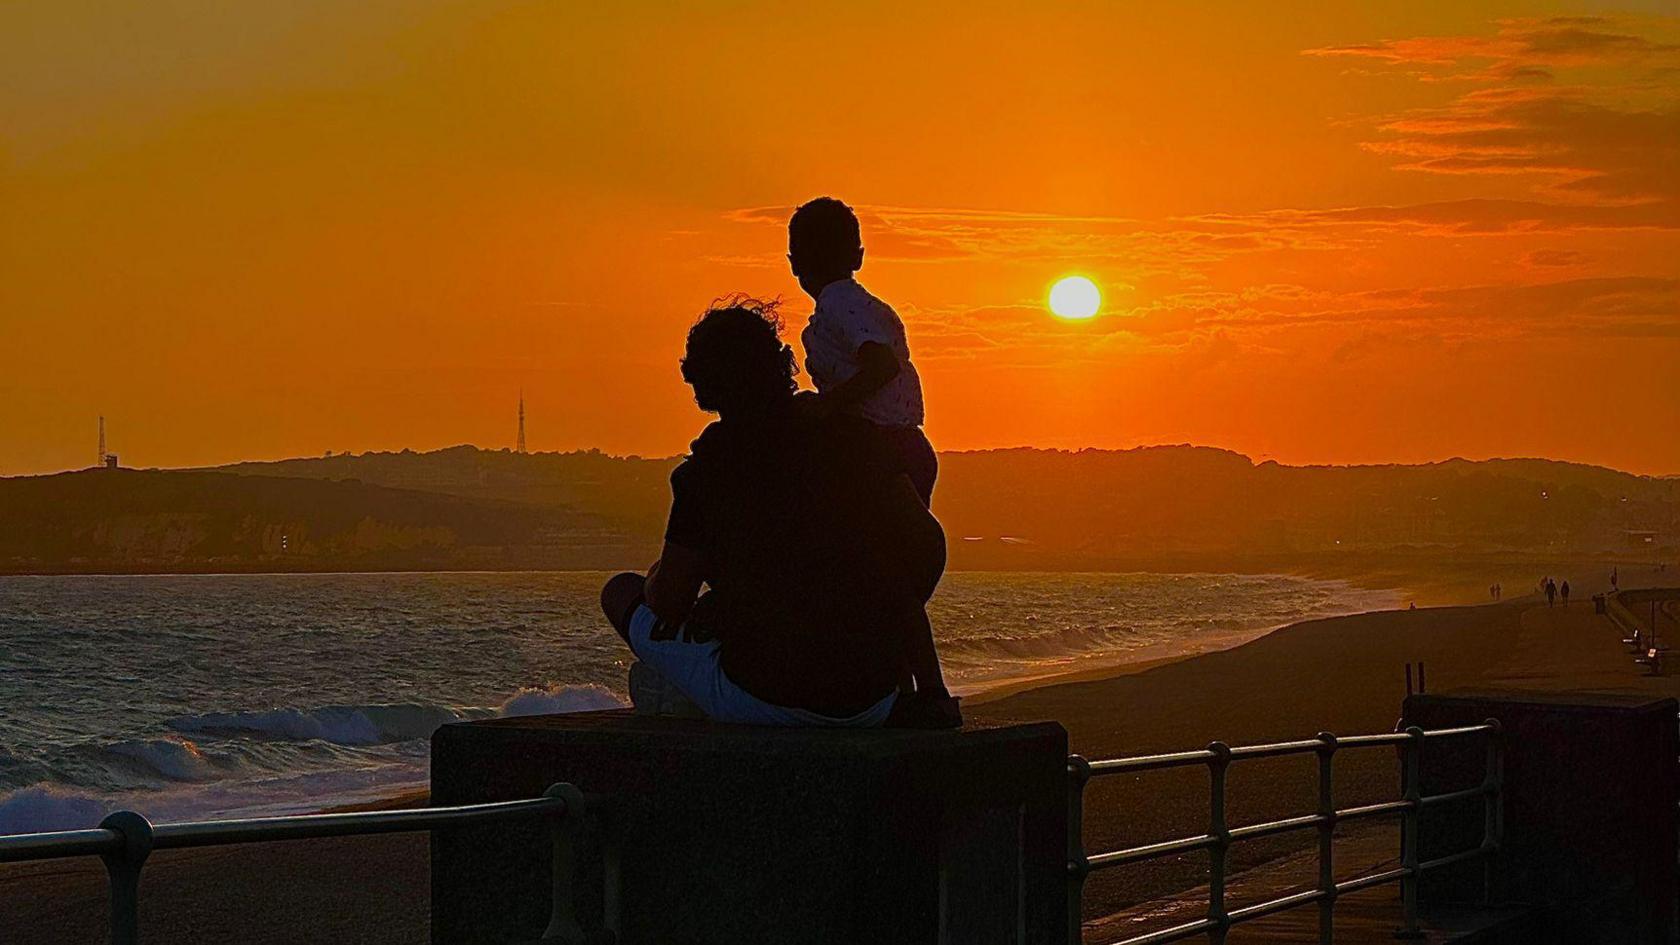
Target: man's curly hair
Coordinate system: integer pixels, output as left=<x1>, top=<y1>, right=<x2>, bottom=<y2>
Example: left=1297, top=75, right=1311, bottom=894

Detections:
left=680, top=296, right=798, bottom=414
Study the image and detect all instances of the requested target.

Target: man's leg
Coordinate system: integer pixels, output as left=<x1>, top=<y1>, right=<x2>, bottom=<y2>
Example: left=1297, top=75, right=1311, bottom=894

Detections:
left=600, top=571, right=646, bottom=645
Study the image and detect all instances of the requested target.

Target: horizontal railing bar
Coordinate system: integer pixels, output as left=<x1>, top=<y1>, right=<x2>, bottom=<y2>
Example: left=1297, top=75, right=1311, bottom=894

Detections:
left=1420, top=724, right=1498, bottom=739
left=1226, top=738, right=1325, bottom=760
left=1086, top=724, right=1497, bottom=771
left=0, top=827, right=121, bottom=864
left=1419, top=845, right=1492, bottom=872
left=1087, top=796, right=1433, bottom=867
left=1335, top=865, right=1411, bottom=895
left=1333, top=732, right=1411, bottom=747
left=1336, top=799, right=1413, bottom=822
left=1225, top=887, right=1324, bottom=923
left=1227, top=813, right=1324, bottom=843
left=1088, top=833, right=1218, bottom=869
left=1088, top=750, right=1217, bottom=775
left=1420, top=784, right=1492, bottom=808
left=1106, top=916, right=1219, bottom=945
left=1105, top=867, right=1435, bottom=945
left=153, top=795, right=565, bottom=850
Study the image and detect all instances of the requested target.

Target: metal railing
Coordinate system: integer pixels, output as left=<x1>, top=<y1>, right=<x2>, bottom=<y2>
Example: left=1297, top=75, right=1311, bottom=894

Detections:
left=1067, top=722, right=1503, bottom=944
left=0, top=782, right=607, bottom=945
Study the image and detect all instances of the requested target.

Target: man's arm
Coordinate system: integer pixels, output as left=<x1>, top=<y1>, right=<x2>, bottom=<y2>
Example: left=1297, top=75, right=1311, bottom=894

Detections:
left=644, top=540, right=705, bottom=624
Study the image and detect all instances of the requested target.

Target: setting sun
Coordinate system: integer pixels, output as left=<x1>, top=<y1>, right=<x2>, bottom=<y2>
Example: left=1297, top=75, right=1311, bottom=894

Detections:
left=1049, top=276, right=1101, bottom=319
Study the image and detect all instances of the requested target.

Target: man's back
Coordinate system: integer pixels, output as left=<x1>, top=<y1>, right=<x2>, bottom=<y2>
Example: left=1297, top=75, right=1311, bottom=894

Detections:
left=665, top=410, right=943, bottom=716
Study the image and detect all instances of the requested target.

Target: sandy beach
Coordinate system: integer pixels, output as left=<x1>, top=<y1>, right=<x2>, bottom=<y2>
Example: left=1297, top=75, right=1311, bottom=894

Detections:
left=4, top=567, right=1675, bottom=944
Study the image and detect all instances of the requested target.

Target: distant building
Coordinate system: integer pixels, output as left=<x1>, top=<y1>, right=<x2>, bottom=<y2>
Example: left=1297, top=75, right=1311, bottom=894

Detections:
left=104, top=454, right=119, bottom=469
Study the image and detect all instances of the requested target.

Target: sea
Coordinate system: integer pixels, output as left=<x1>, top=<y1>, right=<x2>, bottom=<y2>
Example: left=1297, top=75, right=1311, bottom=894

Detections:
left=0, top=571, right=1401, bottom=834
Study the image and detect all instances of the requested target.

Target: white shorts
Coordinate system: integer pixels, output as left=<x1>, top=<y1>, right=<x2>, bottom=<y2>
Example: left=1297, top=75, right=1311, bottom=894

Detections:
left=626, top=604, right=896, bottom=727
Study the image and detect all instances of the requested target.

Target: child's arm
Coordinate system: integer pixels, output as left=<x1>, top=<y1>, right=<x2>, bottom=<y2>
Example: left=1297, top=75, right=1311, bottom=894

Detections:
left=820, top=341, right=900, bottom=413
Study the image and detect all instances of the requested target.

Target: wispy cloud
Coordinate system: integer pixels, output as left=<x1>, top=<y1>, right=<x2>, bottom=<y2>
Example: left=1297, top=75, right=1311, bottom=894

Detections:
left=1306, top=16, right=1680, bottom=204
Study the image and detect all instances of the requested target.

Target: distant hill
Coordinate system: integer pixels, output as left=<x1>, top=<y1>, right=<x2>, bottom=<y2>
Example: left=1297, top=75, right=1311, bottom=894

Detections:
left=934, top=447, right=1678, bottom=568
left=0, top=467, right=643, bottom=574
left=2, top=445, right=1673, bottom=574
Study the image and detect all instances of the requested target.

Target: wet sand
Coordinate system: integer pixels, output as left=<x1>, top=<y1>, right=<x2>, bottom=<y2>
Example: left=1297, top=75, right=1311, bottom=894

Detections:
left=4, top=572, right=1675, bottom=943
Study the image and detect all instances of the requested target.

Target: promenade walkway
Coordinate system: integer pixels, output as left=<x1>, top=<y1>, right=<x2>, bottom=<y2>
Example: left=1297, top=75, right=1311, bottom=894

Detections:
left=1081, top=589, right=1680, bottom=944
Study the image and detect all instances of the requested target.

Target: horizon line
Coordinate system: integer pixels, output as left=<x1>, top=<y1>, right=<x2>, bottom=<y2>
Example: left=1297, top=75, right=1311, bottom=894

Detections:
left=7, top=442, right=1677, bottom=481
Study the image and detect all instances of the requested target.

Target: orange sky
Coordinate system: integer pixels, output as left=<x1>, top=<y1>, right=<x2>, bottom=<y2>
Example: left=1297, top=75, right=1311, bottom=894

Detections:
left=3, top=1, right=1677, bottom=475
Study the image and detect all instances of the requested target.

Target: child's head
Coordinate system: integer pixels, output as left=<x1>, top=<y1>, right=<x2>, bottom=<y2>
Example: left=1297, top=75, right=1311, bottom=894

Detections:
left=788, top=197, right=863, bottom=298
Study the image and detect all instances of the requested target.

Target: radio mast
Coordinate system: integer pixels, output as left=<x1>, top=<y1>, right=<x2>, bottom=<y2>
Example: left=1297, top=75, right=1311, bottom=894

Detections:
left=516, top=391, right=527, bottom=454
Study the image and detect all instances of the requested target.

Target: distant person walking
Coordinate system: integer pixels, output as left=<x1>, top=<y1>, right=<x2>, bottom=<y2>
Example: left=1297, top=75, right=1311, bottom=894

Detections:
left=1545, top=579, right=1557, bottom=607
left=1561, top=580, right=1570, bottom=606
left=1611, top=567, right=1619, bottom=590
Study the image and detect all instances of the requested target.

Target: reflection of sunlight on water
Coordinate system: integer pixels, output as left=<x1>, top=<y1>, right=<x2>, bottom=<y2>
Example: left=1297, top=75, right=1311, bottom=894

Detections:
left=930, top=572, right=1403, bottom=696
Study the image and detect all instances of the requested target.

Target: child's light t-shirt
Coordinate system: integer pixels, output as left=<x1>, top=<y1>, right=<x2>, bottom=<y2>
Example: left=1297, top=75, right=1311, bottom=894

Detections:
left=800, top=278, right=925, bottom=427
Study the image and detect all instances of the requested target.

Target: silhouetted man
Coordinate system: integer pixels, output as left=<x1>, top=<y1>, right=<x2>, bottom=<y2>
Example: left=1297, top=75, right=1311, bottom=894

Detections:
left=599, top=298, right=951, bottom=727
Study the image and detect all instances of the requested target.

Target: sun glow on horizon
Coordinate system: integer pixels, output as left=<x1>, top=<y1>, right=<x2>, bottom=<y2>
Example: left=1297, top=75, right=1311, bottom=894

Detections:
left=1049, top=276, right=1101, bottom=319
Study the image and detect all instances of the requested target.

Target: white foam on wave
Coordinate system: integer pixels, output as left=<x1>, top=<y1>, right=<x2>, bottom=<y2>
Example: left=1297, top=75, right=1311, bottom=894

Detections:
left=499, top=683, right=623, bottom=717
left=0, top=784, right=110, bottom=834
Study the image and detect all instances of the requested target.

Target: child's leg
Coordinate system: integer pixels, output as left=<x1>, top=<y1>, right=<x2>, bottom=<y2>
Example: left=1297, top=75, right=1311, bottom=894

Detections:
left=903, top=604, right=949, bottom=697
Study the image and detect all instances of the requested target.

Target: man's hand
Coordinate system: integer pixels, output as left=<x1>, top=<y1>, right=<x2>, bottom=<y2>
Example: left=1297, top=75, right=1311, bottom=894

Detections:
left=645, top=541, right=705, bottom=625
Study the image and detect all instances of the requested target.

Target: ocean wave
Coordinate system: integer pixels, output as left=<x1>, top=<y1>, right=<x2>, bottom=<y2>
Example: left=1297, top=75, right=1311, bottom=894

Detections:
left=168, top=702, right=480, bottom=746
left=939, top=621, right=1139, bottom=663
left=0, top=784, right=110, bottom=834
left=0, top=685, right=627, bottom=835
left=164, top=686, right=625, bottom=747
left=105, top=737, right=226, bottom=782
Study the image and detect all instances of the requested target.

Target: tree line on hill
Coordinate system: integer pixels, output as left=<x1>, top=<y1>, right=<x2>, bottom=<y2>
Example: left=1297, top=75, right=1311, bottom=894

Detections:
left=0, top=444, right=1672, bottom=574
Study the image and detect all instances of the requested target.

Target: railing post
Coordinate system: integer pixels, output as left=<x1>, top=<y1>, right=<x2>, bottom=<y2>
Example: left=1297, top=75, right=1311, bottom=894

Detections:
left=1481, top=718, right=1504, bottom=905
left=1206, top=742, right=1232, bottom=945
left=98, top=811, right=153, bottom=945
left=1315, top=732, right=1338, bottom=945
left=534, top=783, right=613, bottom=945
left=1395, top=726, right=1425, bottom=940
left=1066, top=755, right=1092, bottom=945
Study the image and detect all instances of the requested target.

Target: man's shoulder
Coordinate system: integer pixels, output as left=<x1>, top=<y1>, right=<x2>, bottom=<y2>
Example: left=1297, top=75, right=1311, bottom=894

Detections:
left=672, top=421, right=728, bottom=479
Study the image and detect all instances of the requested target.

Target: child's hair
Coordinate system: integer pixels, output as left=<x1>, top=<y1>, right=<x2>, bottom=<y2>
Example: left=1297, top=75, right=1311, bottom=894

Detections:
left=788, top=197, right=862, bottom=265
left=680, top=295, right=798, bottom=414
